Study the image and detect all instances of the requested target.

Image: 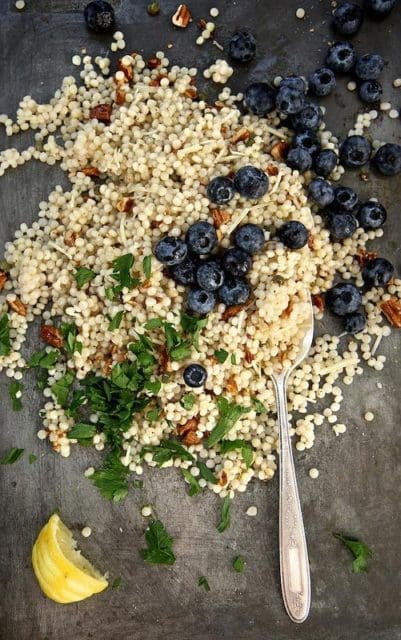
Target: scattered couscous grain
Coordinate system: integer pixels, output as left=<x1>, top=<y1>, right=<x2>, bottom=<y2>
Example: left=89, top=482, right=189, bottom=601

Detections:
left=364, top=411, right=374, bottom=422
left=246, top=506, right=258, bottom=516
left=81, top=526, right=92, bottom=537
left=309, top=468, right=319, bottom=479
left=141, top=505, right=152, bottom=517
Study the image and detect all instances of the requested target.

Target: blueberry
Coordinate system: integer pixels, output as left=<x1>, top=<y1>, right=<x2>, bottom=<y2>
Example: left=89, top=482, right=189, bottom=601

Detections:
left=344, top=311, right=366, bottom=334
left=244, top=82, right=277, bottom=116
left=293, top=130, right=320, bottom=157
left=308, top=178, right=335, bottom=207
left=327, top=212, right=358, bottom=239
left=84, top=0, right=115, bottom=33
left=309, top=67, right=336, bottom=97
left=364, top=0, right=397, bottom=18
left=358, top=79, right=382, bottom=103
left=286, top=147, right=313, bottom=173
left=154, top=236, right=187, bottom=266
left=187, top=288, right=217, bottom=315
left=207, top=176, right=236, bottom=204
left=186, top=221, right=217, bottom=255
left=340, top=135, right=372, bottom=169
left=196, top=260, right=225, bottom=291
left=222, top=248, right=252, bottom=278
left=275, top=86, right=305, bottom=115
left=218, top=279, right=251, bottom=306
left=332, top=2, right=364, bottom=35
left=355, top=53, right=385, bottom=80
left=234, top=223, right=265, bottom=255
left=183, top=363, right=208, bottom=388
left=280, top=76, right=308, bottom=94
left=357, top=200, right=387, bottom=229
left=373, top=143, right=401, bottom=176
left=314, top=149, right=338, bottom=177
left=290, top=102, right=323, bottom=132
left=333, top=186, right=359, bottom=212
left=234, top=165, right=269, bottom=199
left=325, top=41, right=357, bottom=72
left=362, top=257, right=394, bottom=287
left=326, top=282, right=362, bottom=316
left=277, top=221, right=309, bottom=249
left=170, top=256, right=198, bottom=285
left=228, top=31, right=257, bottom=63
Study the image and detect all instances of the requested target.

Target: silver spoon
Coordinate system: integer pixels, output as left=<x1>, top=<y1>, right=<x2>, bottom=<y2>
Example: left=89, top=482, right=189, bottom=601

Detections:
left=269, top=295, right=314, bottom=623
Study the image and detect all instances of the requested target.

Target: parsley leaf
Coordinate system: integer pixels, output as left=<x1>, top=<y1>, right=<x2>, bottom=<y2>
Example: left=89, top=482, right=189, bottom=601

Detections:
left=9, top=381, right=23, bottom=411
left=108, top=310, right=124, bottom=331
left=220, top=439, right=254, bottom=468
left=231, top=353, right=237, bottom=365
left=111, top=576, right=122, bottom=590
left=28, top=349, right=59, bottom=369
left=180, top=313, right=208, bottom=350
left=142, top=255, right=152, bottom=280
left=111, top=253, right=138, bottom=293
left=68, top=422, right=96, bottom=444
left=65, top=389, right=87, bottom=418
left=181, top=468, right=201, bottom=496
left=0, top=314, right=10, bottom=357
left=206, top=397, right=250, bottom=447
left=214, top=349, right=229, bottom=364
left=28, top=454, right=37, bottom=464
left=90, top=450, right=129, bottom=502
left=60, top=323, right=83, bottom=356
left=132, top=479, right=144, bottom=489
left=197, top=461, right=218, bottom=484
left=217, top=495, right=232, bottom=533
left=74, top=266, right=95, bottom=289
left=51, top=371, right=75, bottom=407
left=180, top=393, right=195, bottom=410
left=140, top=440, right=194, bottom=467
left=233, top=555, right=245, bottom=572
left=105, top=287, right=115, bottom=301
left=334, top=533, right=373, bottom=573
left=144, top=317, right=163, bottom=330
left=144, top=379, right=162, bottom=395
left=140, top=519, right=176, bottom=565
left=36, top=369, right=49, bottom=391
left=163, top=322, right=192, bottom=362
left=198, top=576, right=210, bottom=591
left=0, top=448, right=24, bottom=464
left=252, top=398, right=267, bottom=415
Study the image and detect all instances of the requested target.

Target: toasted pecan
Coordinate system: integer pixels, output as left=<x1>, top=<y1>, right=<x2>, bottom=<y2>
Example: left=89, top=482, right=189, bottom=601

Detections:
left=183, top=86, right=198, bottom=99
left=230, top=128, right=250, bottom=144
left=115, top=87, right=126, bottom=105
left=225, top=375, right=238, bottom=395
left=311, top=294, right=325, bottom=312
left=222, top=295, right=254, bottom=321
left=265, top=163, right=279, bottom=176
left=80, top=167, right=100, bottom=177
left=118, top=58, right=133, bottom=82
left=147, top=57, right=161, bottom=70
left=8, top=298, right=27, bottom=317
left=219, top=470, right=228, bottom=486
left=244, top=346, right=254, bottom=363
left=212, top=208, right=231, bottom=228
left=270, top=141, right=289, bottom=161
left=355, top=249, right=379, bottom=268
left=40, top=324, right=64, bottom=348
left=116, top=197, right=134, bottom=213
left=64, top=231, right=77, bottom=247
left=380, top=298, right=401, bottom=328
left=89, top=104, right=112, bottom=124
left=172, top=3, right=192, bottom=27
left=0, top=271, right=8, bottom=290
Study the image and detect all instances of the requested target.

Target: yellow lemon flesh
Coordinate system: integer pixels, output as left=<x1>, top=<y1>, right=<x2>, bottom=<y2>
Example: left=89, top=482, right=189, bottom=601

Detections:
left=32, top=513, right=108, bottom=603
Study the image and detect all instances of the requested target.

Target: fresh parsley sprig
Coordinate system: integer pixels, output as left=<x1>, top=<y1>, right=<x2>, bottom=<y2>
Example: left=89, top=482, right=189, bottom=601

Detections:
left=90, top=450, right=129, bottom=502
left=74, top=267, right=95, bottom=289
left=0, top=448, right=24, bottom=464
left=334, top=533, right=373, bottom=573
left=217, top=495, right=232, bottom=533
left=0, top=314, right=10, bottom=356
left=9, top=381, right=23, bottom=411
left=140, top=519, right=176, bottom=565
left=206, top=397, right=250, bottom=447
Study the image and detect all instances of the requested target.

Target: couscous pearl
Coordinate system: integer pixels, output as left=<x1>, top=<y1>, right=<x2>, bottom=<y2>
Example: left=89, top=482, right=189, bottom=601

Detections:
left=309, top=468, right=319, bottom=479
left=364, top=411, right=374, bottom=422
left=246, top=506, right=258, bottom=517
left=81, top=526, right=92, bottom=537
left=141, top=505, right=152, bottom=517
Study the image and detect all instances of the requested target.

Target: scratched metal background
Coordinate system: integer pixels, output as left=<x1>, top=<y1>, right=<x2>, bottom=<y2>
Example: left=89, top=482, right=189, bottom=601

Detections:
left=0, top=1, right=400, bottom=638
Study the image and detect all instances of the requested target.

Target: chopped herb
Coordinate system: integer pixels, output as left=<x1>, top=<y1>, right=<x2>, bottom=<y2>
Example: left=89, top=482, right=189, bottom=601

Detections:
left=28, top=454, right=37, bottom=464
left=233, top=555, right=245, bottom=572
left=206, top=397, right=250, bottom=447
left=144, top=317, right=163, bottom=330
left=111, top=253, right=138, bottom=294
left=197, top=461, right=218, bottom=484
left=36, top=369, right=49, bottom=391
left=144, top=379, right=162, bottom=395
left=105, top=287, right=115, bottom=301
left=132, top=479, right=144, bottom=489
left=90, top=450, right=129, bottom=502
left=198, top=576, right=210, bottom=591
left=51, top=371, right=75, bottom=408
left=142, top=255, right=152, bottom=280
left=28, top=349, right=59, bottom=369
left=60, top=323, right=82, bottom=356
left=108, top=310, right=124, bottom=331
left=231, top=353, right=237, bottom=365
left=68, top=422, right=97, bottom=444
left=146, top=407, right=161, bottom=422
left=334, top=533, right=373, bottom=573
left=163, top=322, right=192, bottom=362
left=0, top=448, right=24, bottom=464
left=65, top=389, right=87, bottom=418
left=181, top=468, right=201, bottom=496
left=217, top=495, right=232, bottom=533
left=245, top=134, right=256, bottom=147
left=214, top=349, right=229, bottom=364
left=0, top=314, right=10, bottom=357
left=111, top=576, right=122, bottom=590
left=220, top=439, right=254, bottom=469
left=147, top=1, right=160, bottom=15
left=140, top=440, right=194, bottom=467
left=252, top=398, right=267, bottom=415
left=9, top=381, right=23, bottom=411
left=140, top=519, right=176, bottom=565
left=180, top=393, right=195, bottom=410
left=74, top=266, right=95, bottom=289
left=180, top=313, right=208, bottom=350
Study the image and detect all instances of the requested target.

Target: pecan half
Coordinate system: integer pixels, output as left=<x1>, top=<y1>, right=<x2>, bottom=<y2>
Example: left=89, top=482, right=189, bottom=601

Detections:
left=225, top=375, right=238, bottom=395
left=355, top=249, right=379, bottom=268
left=80, top=167, right=100, bottom=177
left=8, top=298, right=27, bottom=317
left=172, top=3, right=192, bottom=27
left=0, top=270, right=8, bottom=290
left=89, top=104, right=112, bottom=124
left=147, top=57, right=161, bottom=70
left=40, top=324, right=64, bottom=348
left=244, top=346, right=254, bottom=363
left=116, top=197, right=134, bottom=213
left=212, top=208, right=231, bottom=228
left=270, top=141, right=289, bottom=161
left=311, top=294, right=325, bottom=312
left=380, top=298, right=401, bottom=328
left=64, top=230, right=77, bottom=247
left=230, top=128, right=250, bottom=144
left=118, top=58, right=133, bottom=82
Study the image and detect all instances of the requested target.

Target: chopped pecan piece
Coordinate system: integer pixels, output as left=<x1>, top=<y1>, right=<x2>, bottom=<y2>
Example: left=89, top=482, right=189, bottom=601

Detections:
left=197, top=18, right=207, bottom=29
left=184, top=86, right=198, bottom=99
left=147, top=57, right=161, bottom=70
left=89, top=104, right=112, bottom=124
left=115, top=87, right=126, bottom=105
left=0, top=270, right=8, bottom=290
left=116, top=197, right=134, bottom=213
left=311, top=294, right=325, bottom=312
left=102, top=355, right=113, bottom=376
left=212, top=208, right=231, bottom=228
left=355, top=249, right=378, bottom=268
left=177, top=417, right=200, bottom=437
left=172, top=3, right=192, bottom=27
left=220, top=124, right=228, bottom=135
left=244, top=346, right=254, bottom=363
left=182, top=431, right=202, bottom=446
left=118, top=58, right=133, bottom=82
left=149, top=74, right=168, bottom=87
left=219, top=470, right=228, bottom=486
left=40, top=324, right=64, bottom=348
left=222, top=295, right=254, bottom=321
left=225, top=375, right=238, bottom=395
left=80, top=167, right=100, bottom=177
left=266, top=163, right=279, bottom=176
left=307, top=234, right=315, bottom=250
left=280, top=300, right=294, bottom=319
left=158, top=346, right=171, bottom=373
left=8, top=298, right=27, bottom=317
left=64, top=230, right=77, bottom=247
left=270, top=141, right=289, bottom=161
left=380, top=298, right=401, bottom=328
left=230, top=128, right=250, bottom=144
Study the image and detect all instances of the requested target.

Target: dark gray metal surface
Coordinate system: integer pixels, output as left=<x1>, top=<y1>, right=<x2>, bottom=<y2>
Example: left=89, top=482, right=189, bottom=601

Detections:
left=0, top=1, right=401, bottom=638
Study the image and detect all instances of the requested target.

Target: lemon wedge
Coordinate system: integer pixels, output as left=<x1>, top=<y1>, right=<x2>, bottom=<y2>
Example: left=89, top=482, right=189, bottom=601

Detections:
left=32, top=513, right=108, bottom=603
